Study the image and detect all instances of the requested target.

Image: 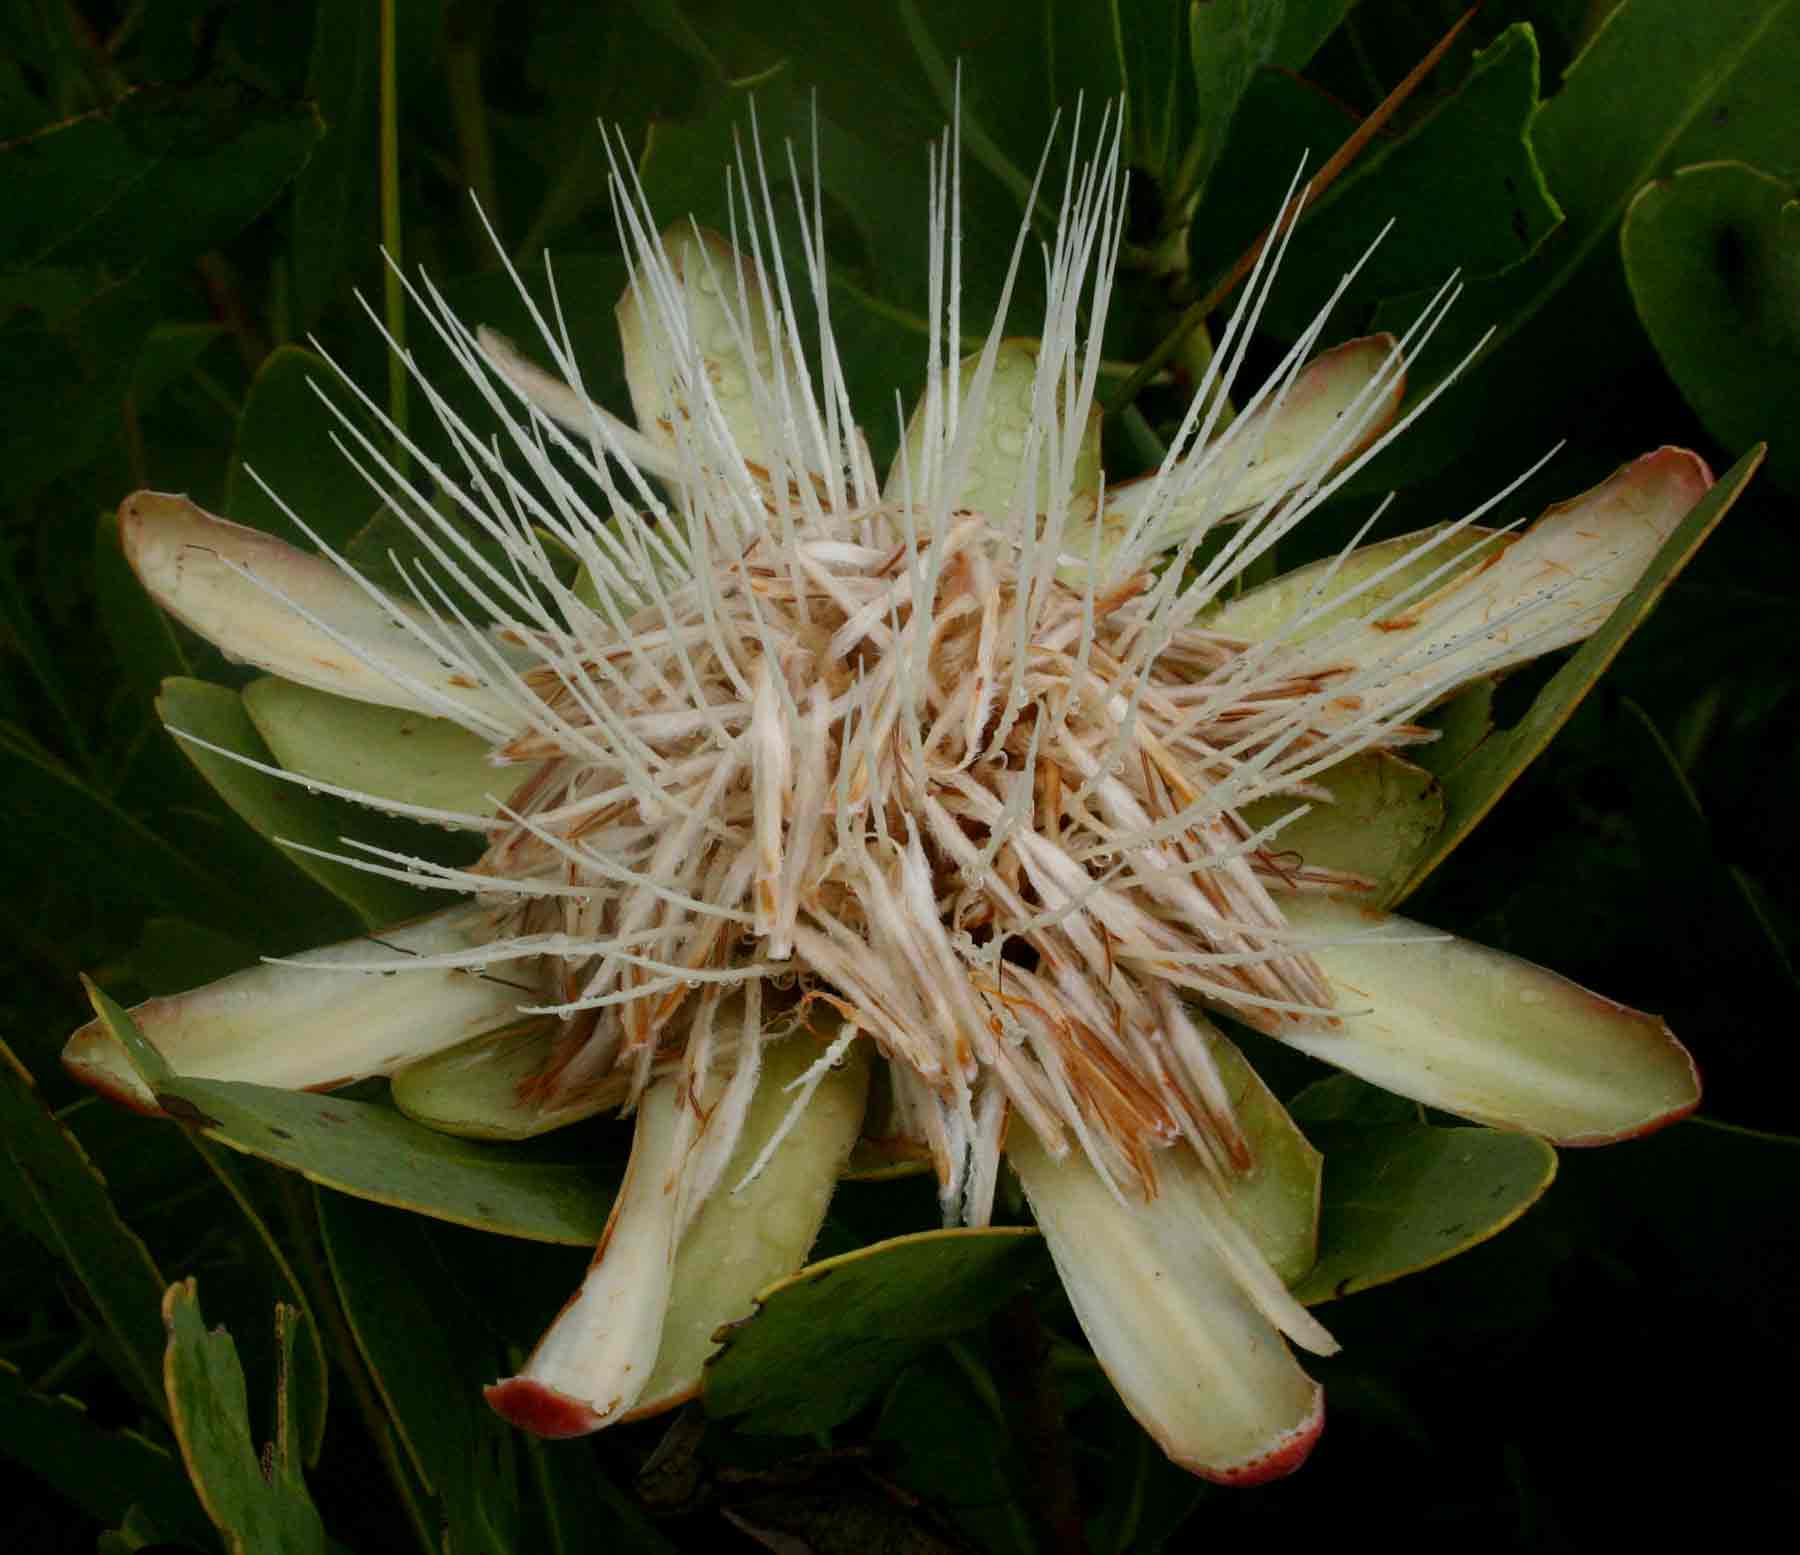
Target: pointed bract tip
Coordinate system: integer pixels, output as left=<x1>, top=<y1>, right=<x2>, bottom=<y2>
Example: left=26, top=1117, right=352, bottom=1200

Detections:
left=1179, top=1388, right=1325, bottom=1486
left=1643, top=444, right=1715, bottom=491
left=62, top=1020, right=164, bottom=1115
left=484, top=1376, right=606, bottom=1438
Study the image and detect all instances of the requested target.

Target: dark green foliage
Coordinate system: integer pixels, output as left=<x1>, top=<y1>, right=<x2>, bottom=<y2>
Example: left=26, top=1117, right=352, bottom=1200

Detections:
left=2, top=3, right=1795, bottom=1551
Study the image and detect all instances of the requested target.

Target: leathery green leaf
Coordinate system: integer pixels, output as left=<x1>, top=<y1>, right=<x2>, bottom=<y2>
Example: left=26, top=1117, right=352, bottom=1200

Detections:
left=152, top=1074, right=616, bottom=1244
left=1243, top=751, right=1444, bottom=908
left=1390, top=445, right=1760, bottom=901
left=0, top=1033, right=168, bottom=1418
left=244, top=675, right=503, bottom=819
left=1287, top=1119, right=1557, bottom=1305
left=1624, top=162, right=1800, bottom=494
left=1262, top=24, right=1561, bottom=334
left=226, top=346, right=384, bottom=552
left=318, top=1193, right=523, bottom=1552
left=1374, top=0, right=1800, bottom=460
left=704, top=1227, right=1047, bottom=1434
left=1181, top=1, right=1285, bottom=209
left=0, top=1358, right=206, bottom=1538
left=185, top=1136, right=330, bottom=1466
left=161, top=1283, right=326, bottom=1555
left=158, top=676, right=433, bottom=929
left=0, top=84, right=323, bottom=278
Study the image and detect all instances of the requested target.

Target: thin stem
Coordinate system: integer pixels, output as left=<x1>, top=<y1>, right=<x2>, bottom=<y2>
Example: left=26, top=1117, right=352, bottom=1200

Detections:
left=380, top=0, right=408, bottom=462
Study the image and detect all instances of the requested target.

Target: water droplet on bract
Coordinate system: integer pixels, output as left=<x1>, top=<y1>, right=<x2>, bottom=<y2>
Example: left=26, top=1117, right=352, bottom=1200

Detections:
left=1518, top=989, right=1546, bottom=1006
left=684, top=978, right=701, bottom=990
left=303, top=785, right=320, bottom=796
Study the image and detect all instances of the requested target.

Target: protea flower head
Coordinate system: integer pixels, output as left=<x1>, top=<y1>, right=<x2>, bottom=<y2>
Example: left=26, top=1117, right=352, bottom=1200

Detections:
left=66, top=112, right=1709, bottom=1484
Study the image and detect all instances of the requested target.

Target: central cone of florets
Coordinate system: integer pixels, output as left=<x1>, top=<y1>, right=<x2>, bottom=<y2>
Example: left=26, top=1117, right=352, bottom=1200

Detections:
left=471, top=487, right=1367, bottom=1223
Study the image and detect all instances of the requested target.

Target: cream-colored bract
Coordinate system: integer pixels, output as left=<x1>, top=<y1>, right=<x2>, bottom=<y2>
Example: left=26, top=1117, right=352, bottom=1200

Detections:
left=70, top=113, right=1710, bottom=1484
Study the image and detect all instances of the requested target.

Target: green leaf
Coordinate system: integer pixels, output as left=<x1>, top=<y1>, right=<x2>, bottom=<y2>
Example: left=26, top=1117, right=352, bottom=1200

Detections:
left=1617, top=695, right=1798, bottom=988
left=153, top=1074, right=617, bottom=1244
left=0, top=273, right=156, bottom=497
left=524, top=1430, right=680, bottom=1555
left=1287, top=1121, right=1558, bottom=1305
left=1185, top=68, right=1357, bottom=292
left=1391, top=444, right=1763, bottom=901
left=1271, top=0, right=1354, bottom=68
left=161, top=1282, right=328, bottom=1555
left=243, top=676, right=501, bottom=820
left=129, top=917, right=258, bottom=996
left=1182, top=0, right=1286, bottom=211
left=0, top=1358, right=207, bottom=1537
left=876, top=1353, right=1035, bottom=1555
left=1623, top=161, right=1800, bottom=494
left=704, top=1227, right=1047, bottom=1434
left=187, top=1137, right=331, bottom=1465
left=96, top=1505, right=175, bottom=1554
left=635, top=69, right=798, bottom=239
left=83, top=976, right=175, bottom=1089
left=226, top=346, right=384, bottom=551
left=1260, top=24, right=1563, bottom=336
left=1604, top=1116, right=1800, bottom=1273
left=158, top=676, right=438, bottom=931
left=1375, top=0, right=1800, bottom=469
left=288, top=0, right=381, bottom=330
left=0, top=717, right=261, bottom=934
left=317, top=1193, right=523, bottom=1553
left=0, top=82, right=323, bottom=277
left=0, top=1033, right=169, bottom=1416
